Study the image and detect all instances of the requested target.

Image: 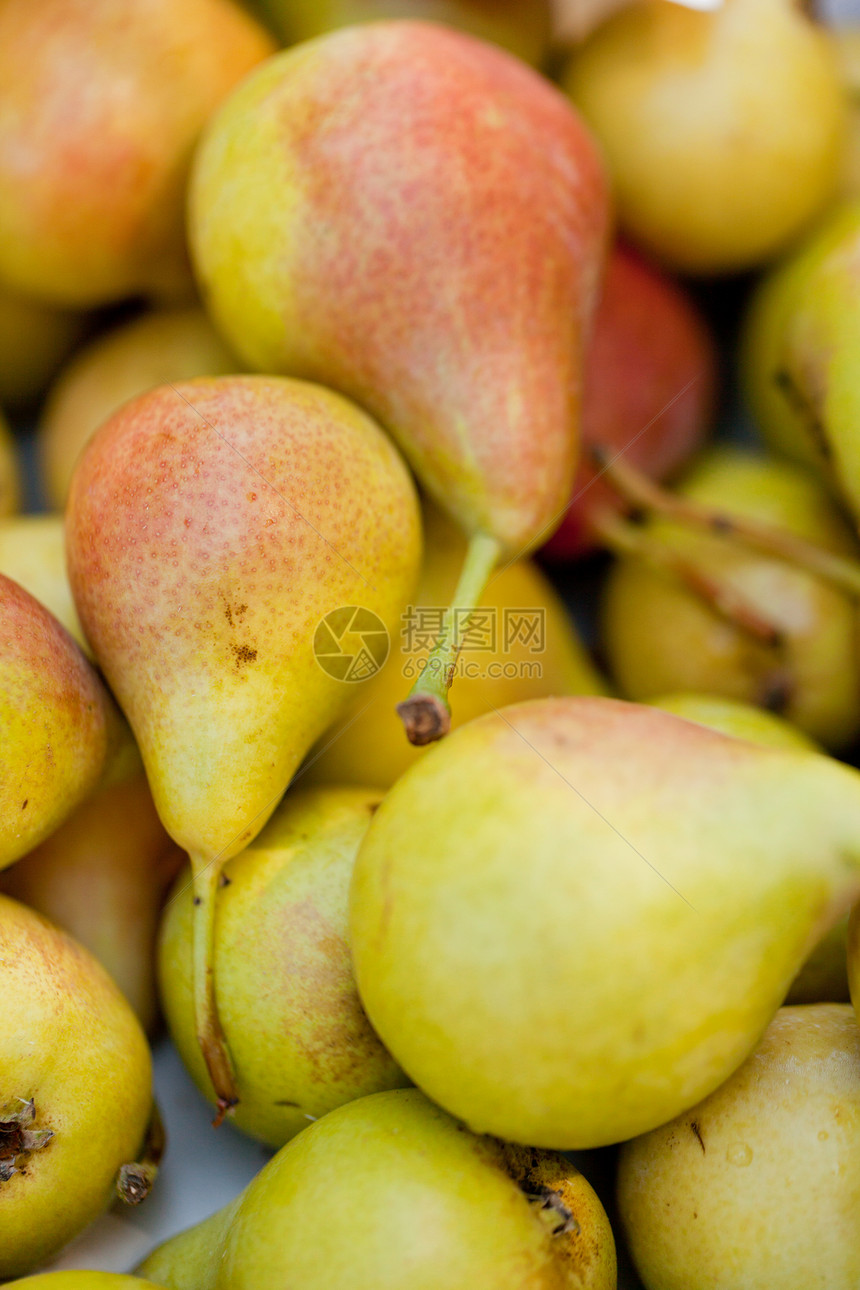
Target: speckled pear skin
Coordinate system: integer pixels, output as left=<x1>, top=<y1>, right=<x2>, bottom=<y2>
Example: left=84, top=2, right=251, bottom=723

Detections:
left=65, top=375, right=421, bottom=868
left=0, top=574, right=124, bottom=869
left=191, top=21, right=610, bottom=554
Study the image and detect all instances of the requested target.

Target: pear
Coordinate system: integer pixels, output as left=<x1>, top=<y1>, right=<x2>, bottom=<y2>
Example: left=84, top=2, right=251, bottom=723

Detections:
left=0, top=287, right=86, bottom=412
left=0, top=514, right=87, bottom=650
left=6, top=1278, right=165, bottom=1289
left=190, top=20, right=609, bottom=740
left=350, top=695, right=860, bottom=1149
left=617, top=1004, right=860, bottom=1290
left=647, top=692, right=851, bottom=1002
left=0, top=894, right=154, bottom=1278
left=563, top=0, right=844, bottom=274
left=1, top=775, right=183, bottom=1033
left=601, top=446, right=860, bottom=749
left=257, top=0, right=552, bottom=66
left=306, top=506, right=608, bottom=790
left=542, top=243, right=716, bottom=561
left=39, top=307, right=240, bottom=508
left=833, top=26, right=860, bottom=200
left=0, top=575, right=126, bottom=870
left=65, top=374, right=421, bottom=1112
left=0, top=409, right=21, bottom=517
left=159, top=785, right=409, bottom=1146
left=0, top=0, right=274, bottom=307
left=849, top=903, right=859, bottom=1017
left=137, top=1087, right=616, bottom=1290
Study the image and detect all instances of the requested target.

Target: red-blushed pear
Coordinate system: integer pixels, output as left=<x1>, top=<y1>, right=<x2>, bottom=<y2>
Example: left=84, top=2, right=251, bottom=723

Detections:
left=189, top=20, right=610, bottom=743
left=65, top=375, right=421, bottom=1115
left=542, top=244, right=716, bottom=560
left=0, top=0, right=274, bottom=308
left=0, top=575, right=126, bottom=871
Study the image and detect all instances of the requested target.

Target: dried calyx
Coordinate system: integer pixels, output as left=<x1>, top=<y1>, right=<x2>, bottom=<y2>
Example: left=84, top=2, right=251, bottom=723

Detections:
left=0, top=1098, right=54, bottom=1180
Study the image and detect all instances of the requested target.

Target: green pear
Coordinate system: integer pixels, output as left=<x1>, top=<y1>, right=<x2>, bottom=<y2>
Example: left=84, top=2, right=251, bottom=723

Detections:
left=65, top=375, right=421, bottom=1112
left=350, top=695, right=860, bottom=1149
left=7, top=1278, right=165, bottom=1289
left=0, top=895, right=154, bottom=1278
left=563, top=0, right=845, bottom=274
left=617, top=1004, right=860, bottom=1290
left=601, top=446, right=860, bottom=749
left=39, top=307, right=241, bottom=509
left=137, top=1088, right=616, bottom=1290
left=648, top=693, right=850, bottom=1002
left=0, top=514, right=87, bottom=650
left=159, top=786, right=409, bottom=1145
left=189, top=21, right=609, bottom=738
left=0, top=574, right=126, bottom=871
left=256, top=0, right=552, bottom=66
left=2, top=775, right=183, bottom=1032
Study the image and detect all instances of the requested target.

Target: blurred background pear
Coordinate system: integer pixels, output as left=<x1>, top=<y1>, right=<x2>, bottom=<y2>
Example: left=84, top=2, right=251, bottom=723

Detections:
left=0, top=287, right=86, bottom=411
left=0, top=515, right=86, bottom=650
left=0, top=410, right=20, bottom=517
left=564, top=0, right=844, bottom=273
left=602, top=447, right=860, bottom=749
left=306, top=506, right=608, bottom=790
left=40, top=307, right=240, bottom=508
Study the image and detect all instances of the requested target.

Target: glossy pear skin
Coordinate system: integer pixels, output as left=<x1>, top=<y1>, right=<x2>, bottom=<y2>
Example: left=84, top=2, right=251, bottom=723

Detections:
left=543, top=244, right=716, bottom=560
left=7, top=1278, right=165, bottom=1289
left=0, top=514, right=87, bottom=650
left=0, top=575, right=124, bottom=869
left=138, top=1088, right=616, bottom=1290
left=159, top=786, right=409, bottom=1146
left=306, top=507, right=608, bottom=789
left=617, top=1004, right=860, bottom=1290
left=0, top=895, right=152, bottom=1279
left=65, top=375, right=421, bottom=867
left=0, top=0, right=274, bottom=306
left=191, top=21, right=609, bottom=553
left=2, top=775, right=183, bottom=1032
left=564, top=0, right=844, bottom=274
left=602, top=447, right=860, bottom=749
left=350, top=696, right=860, bottom=1149
left=260, top=0, right=552, bottom=65
left=39, top=307, right=240, bottom=508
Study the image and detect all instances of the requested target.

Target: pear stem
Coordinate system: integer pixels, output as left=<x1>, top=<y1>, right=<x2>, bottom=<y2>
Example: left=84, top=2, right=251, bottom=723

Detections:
left=191, top=856, right=239, bottom=1121
left=590, top=507, right=783, bottom=645
left=591, top=448, right=860, bottom=598
left=397, top=530, right=502, bottom=745
left=116, top=1100, right=165, bottom=1206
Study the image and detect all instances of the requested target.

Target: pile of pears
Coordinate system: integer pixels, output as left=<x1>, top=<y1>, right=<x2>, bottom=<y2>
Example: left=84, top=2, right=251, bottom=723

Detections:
left=2, top=2, right=860, bottom=1288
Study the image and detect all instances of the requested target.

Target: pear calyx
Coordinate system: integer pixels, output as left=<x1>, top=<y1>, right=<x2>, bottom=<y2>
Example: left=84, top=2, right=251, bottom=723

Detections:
left=0, top=1099, right=54, bottom=1181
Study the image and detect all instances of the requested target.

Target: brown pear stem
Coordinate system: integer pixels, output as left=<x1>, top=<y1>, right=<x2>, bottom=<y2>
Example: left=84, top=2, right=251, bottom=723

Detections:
left=590, top=448, right=860, bottom=598
left=591, top=507, right=783, bottom=646
left=398, top=530, right=502, bottom=745
left=116, top=1100, right=165, bottom=1206
left=191, top=856, right=239, bottom=1120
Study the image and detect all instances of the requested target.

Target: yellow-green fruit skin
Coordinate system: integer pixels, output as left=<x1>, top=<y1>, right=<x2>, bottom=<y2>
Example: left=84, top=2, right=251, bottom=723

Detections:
left=158, top=786, right=409, bottom=1146
left=0, top=515, right=87, bottom=650
left=617, top=1004, right=860, bottom=1290
left=350, top=696, right=860, bottom=1149
left=138, top=1088, right=616, bottom=1290
left=602, top=447, right=860, bottom=750
left=0, top=896, right=152, bottom=1278
left=849, top=904, right=859, bottom=1020
left=306, top=509, right=607, bottom=789
left=564, top=0, right=844, bottom=274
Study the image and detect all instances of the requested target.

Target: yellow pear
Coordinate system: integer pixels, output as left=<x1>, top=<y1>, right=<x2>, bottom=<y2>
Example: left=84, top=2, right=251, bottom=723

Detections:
left=39, top=307, right=240, bottom=508
left=350, top=696, right=860, bottom=1148
left=617, top=1004, right=860, bottom=1290
left=306, top=508, right=607, bottom=789
left=2, top=775, right=183, bottom=1033
left=7, top=1278, right=163, bottom=1289
left=138, top=1088, right=616, bottom=1290
left=158, top=786, right=409, bottom=1146
left=0, top=895, right=153, bottom=1278
left=0, top=514, right=87, bottom=650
